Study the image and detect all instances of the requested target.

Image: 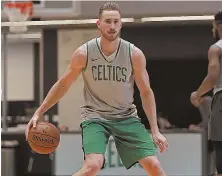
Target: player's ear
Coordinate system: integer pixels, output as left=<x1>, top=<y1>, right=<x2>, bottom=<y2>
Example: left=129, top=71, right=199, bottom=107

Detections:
left=97, top=19, right=101, bottom=30
left=120, top=20, right=122, bottom=29
left=218, top=24, right=222, bottom=31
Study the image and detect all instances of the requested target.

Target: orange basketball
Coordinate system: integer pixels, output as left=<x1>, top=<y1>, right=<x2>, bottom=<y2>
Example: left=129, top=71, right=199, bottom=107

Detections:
left=28, top=121, right=60, bottom=154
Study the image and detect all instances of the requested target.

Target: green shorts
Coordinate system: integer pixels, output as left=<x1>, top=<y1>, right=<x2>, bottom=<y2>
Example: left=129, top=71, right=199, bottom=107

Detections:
left=80, top=117, right=156, bottom=169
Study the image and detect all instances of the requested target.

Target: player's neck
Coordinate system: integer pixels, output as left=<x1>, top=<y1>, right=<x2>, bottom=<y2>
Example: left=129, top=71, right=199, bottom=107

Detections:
left=100, top=37, right=120, bottom=56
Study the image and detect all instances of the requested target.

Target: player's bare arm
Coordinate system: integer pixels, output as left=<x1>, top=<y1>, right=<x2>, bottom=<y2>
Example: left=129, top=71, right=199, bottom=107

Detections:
left=131, top=46, right=158, bottom=133
left=25, top=46, right=86, bottom=139
left=132, top=46, right=168, bottom=152
left=35, top=46, right=86, bottom=117
left=197, top=45, right=221, bottom=95
left=191, top=45, right=221, bottom=106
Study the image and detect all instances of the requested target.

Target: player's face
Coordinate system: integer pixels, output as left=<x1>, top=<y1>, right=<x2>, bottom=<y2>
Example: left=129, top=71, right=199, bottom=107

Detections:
left=97, top=10, right=122, bottom=41
left=212, top=21, right=220, bottom=41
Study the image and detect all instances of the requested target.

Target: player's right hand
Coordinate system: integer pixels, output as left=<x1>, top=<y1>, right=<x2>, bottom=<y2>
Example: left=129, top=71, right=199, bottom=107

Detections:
left=25, top=114, right=40, bottom=141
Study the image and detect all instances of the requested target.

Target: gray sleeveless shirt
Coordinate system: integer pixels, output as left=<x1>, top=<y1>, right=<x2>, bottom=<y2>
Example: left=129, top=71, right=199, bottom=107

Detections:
left=80, top=37, right=138, bottom=120
left=213, top=39, right=222, bottom=94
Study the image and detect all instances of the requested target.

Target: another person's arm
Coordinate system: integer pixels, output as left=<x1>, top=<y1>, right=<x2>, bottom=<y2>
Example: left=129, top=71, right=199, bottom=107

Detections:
left=191, top=45, right=220, bottom=106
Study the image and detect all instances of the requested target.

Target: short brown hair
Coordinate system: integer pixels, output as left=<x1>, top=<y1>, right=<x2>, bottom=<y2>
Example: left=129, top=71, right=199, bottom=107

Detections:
left=215, top=10, right=222, bottom=24
left=99, top=2, right=121, bottom=18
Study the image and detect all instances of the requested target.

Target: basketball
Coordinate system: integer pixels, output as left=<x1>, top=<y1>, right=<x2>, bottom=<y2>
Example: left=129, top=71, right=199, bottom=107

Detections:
left=27, top=121, right=60, bottom=154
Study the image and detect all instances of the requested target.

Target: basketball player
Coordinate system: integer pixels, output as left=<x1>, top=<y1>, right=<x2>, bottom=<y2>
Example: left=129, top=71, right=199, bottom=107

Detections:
left=26, top=2, right=168, bottom=176
left=190, top=11, right=222, bottom=176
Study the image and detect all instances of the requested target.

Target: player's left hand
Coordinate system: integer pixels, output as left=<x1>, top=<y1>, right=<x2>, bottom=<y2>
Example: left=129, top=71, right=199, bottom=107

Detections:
left=152, top=132, right=168, bottom=153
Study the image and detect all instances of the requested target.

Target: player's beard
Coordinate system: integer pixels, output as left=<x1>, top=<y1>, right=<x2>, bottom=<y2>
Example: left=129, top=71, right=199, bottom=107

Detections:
left=101, top=30, right=120, bottom=41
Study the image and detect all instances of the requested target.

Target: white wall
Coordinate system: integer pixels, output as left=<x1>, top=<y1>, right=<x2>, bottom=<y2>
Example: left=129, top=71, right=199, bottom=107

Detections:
left=1, top=41, right=34, bottom=101
left=55, top=133, right=202, bottom=176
